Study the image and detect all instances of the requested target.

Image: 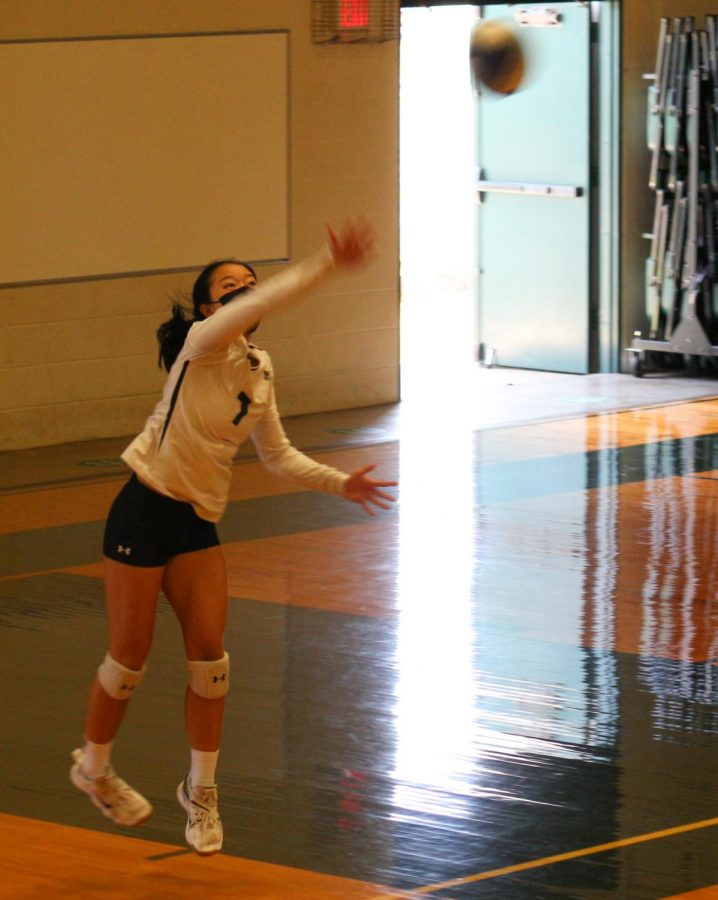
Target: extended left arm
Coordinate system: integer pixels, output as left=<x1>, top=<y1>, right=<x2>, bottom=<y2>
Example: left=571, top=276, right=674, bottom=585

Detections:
left=251, top=400, right=397, bottom=514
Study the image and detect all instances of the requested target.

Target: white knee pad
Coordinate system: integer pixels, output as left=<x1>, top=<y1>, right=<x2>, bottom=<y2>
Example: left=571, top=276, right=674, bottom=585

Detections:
left=97, top=652, right=146, bottom=700
left=187, top=651, right=230, bottom=699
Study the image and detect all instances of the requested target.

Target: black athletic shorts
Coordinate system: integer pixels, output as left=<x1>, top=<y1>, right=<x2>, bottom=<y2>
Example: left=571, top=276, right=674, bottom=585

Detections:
left=103, top=474, right=220, bottom=567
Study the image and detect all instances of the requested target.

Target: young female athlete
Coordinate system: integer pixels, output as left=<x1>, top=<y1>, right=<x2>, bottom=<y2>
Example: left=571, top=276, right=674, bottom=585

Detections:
left=70, top=217, right=396, bottom=855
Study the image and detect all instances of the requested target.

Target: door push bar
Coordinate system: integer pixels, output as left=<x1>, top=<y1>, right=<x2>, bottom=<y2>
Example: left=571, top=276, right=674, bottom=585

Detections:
left=476, top=180, right=584, bottom=201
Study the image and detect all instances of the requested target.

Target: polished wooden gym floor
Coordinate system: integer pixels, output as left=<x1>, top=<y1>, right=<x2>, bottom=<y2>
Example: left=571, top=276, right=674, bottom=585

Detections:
left=3, top=386, right=718, bottom=898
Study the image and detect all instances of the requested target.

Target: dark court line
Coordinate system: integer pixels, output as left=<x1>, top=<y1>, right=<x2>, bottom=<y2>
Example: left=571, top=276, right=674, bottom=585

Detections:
left=2, top=431, right=717, bottom=579
left=0, top=490, right=367, bottom=578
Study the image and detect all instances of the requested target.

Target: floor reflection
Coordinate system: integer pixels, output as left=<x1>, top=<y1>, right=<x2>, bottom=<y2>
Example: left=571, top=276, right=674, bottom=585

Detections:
left=393, top=408, right=476, bottom=822
left=5, top=399, right=718, bottom=896
left=383, top=402, right=718, bottom=895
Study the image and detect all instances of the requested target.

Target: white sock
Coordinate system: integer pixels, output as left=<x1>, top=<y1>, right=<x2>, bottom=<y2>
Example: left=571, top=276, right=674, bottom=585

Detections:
left=82, top=740, right=113, bottom=778
left=190, top=749, right=219, bottom=787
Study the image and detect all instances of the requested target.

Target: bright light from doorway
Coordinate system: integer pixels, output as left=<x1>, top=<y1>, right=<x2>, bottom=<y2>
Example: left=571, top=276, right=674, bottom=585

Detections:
left=399, top=4, right=479, bottom=400
left=392, top=6, right=481, bottom=820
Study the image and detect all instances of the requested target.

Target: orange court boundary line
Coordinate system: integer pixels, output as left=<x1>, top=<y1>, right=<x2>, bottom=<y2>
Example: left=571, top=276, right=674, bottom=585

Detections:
left=372, top=815, right=718, bottom=897
left=0, top=566, right=83, bottom=583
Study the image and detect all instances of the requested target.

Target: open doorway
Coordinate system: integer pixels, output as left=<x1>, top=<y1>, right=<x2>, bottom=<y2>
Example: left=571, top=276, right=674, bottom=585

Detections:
left=399, top=4, right=479, bottom=401
left=399, top=2, right=621, bottom=390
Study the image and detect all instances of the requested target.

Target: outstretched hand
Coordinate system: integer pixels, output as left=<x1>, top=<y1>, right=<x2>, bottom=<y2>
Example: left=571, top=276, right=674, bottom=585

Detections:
left=327, top=216, right=377, bottom=269
left=344, top=464, right=397, bottom=516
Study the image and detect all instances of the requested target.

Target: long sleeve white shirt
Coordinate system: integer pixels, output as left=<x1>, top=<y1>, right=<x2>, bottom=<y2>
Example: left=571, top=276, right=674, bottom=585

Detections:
left=122, top=246, right=349, bottom=521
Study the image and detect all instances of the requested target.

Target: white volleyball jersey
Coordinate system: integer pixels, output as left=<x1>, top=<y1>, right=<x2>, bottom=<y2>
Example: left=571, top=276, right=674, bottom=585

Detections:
left=122, top=247, right=349, bottom=522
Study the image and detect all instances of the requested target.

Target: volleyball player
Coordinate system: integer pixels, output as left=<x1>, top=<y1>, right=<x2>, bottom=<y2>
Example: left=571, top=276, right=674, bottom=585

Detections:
left=70, top=217, right=396, bottom=855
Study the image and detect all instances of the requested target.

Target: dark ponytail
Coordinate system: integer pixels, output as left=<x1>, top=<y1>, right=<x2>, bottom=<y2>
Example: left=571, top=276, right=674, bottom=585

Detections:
left=156, top=302, right=195, bottom=372
left=156, top=257, right=258, bottom=372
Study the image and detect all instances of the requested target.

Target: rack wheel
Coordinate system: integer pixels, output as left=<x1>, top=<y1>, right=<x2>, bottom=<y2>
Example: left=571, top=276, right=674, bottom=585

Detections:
left=628, top=351, right=644, bottom=377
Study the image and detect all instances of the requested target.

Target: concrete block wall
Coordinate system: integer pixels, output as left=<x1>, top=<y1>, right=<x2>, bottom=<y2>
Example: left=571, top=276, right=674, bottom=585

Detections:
left=0, top=0, right=399, bottom=451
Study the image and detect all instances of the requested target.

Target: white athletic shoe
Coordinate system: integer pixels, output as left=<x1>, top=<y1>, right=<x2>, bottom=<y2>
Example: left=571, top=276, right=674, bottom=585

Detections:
left=177, top=774, right=223, bottom=855
left=70, top=747, right=153, bottom=826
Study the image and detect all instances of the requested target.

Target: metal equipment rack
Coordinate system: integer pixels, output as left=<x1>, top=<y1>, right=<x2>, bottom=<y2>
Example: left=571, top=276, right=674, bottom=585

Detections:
left=628, top=15, right=718, bottom=377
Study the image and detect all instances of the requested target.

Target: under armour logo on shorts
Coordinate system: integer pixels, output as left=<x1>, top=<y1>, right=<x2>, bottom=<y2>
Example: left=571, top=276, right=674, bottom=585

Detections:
left=117, top=545, right=132, bottom=556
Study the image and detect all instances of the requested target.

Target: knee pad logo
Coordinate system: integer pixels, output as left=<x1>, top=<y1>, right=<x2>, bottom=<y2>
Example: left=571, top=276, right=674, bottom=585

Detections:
left=187, top=652, right=230, bottom=699
left=98, top=653, right=146, bottom=700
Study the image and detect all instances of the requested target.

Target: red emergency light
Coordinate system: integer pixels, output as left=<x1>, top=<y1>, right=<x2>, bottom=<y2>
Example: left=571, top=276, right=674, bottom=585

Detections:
left=340, top=0, right=370, bottom=29
left=311, top=0, right=398, bottom=44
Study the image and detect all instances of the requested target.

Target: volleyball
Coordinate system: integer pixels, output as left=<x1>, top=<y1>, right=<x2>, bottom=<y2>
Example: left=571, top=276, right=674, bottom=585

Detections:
left=470, top=19, right=525, bottom=96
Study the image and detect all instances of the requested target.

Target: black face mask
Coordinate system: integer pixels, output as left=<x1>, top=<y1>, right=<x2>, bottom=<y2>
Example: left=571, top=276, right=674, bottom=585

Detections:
left=219, top=284, right=254, bottom=306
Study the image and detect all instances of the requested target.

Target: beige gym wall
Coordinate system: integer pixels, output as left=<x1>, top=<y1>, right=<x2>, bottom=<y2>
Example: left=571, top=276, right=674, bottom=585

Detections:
left=620, top=1, right=711, bottom=361
left=0, top=1, right=399, bottom=451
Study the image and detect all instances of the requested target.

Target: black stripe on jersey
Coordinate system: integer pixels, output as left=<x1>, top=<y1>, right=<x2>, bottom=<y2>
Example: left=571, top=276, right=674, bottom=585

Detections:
left=159, top=359, right=190, bottom=447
